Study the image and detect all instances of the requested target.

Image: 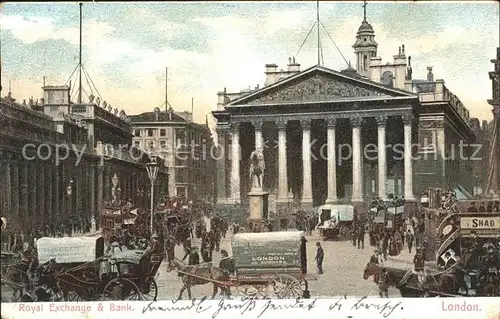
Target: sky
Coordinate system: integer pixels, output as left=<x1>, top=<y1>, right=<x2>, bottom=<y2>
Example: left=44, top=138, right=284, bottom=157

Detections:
left=1, top=1, right=499, bottom=126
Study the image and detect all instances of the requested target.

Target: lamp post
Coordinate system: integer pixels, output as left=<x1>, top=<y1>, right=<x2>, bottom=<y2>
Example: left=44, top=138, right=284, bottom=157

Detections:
left=66, top=181, right=73, bottom=236
left=146, top=156, right=159, bottom=235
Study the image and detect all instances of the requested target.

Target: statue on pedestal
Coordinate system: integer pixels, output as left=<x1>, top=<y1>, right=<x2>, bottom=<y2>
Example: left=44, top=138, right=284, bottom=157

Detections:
left=249, top=149, right=265, bottom=190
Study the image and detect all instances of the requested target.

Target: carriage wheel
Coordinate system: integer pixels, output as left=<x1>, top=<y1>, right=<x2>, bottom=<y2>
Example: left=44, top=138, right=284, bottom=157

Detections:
left=66, top=291, right=84, bottom=302
left=270, top=274, right=302, bottom=299
left=237, top=284, right=271, bottom=299
left=484, top=283, right=497, bottom=297
left=140, top=278, right=158, bottom=301
left=102, top=278, right=142, bottom=301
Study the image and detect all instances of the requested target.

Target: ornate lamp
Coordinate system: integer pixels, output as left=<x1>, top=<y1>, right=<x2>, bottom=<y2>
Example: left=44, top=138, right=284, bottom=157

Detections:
left=146, top=156, right=159, bottom=235
left=66, top=180, right=73, bottom=196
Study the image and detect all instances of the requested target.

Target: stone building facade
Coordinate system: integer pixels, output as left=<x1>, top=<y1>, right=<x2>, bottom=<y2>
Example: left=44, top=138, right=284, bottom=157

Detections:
left=212, top=11, right=477, bottom=219
left=0, top=85, right=167, bottom=237
left=486, top=47, right=500, bottom=196
left=130, top=106, right=215, bottom=202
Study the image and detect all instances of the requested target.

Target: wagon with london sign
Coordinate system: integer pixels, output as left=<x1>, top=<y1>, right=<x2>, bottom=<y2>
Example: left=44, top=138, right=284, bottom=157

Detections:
left=173, top=231, right=317, bottom=299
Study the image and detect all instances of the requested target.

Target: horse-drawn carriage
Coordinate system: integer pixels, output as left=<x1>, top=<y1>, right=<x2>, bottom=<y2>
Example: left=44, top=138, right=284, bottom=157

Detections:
left=167, top=231, right=316, bottom=299
left=2, top=236, right=164, bottom=302
left=364, top=209, right=500, bottom=297
left=316, top=204, right=354, bottom=240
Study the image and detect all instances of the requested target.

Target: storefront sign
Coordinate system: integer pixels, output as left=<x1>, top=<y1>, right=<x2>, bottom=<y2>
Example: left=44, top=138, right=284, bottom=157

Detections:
left=460, top=216, right=500, bottom=229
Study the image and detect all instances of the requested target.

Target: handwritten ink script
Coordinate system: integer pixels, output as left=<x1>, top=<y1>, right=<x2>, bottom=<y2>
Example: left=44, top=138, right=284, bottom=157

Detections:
left=141, top=296, right=404, bottom=318
left=332, top=296, right=402, bottom=318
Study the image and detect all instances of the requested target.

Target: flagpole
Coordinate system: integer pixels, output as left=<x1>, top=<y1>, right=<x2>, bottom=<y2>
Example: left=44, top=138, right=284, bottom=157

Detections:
left=317, top=0, right=320, bottom=65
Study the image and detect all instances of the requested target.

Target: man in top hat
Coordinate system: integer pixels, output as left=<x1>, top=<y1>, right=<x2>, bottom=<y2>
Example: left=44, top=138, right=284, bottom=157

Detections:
left=413, top=247, right=425, bottom=272
left=219, top=250, right=235, bottom=277
left=165, top=235, right=176, bottom=262
left=370, top=249, right=381, bottom=264
left=182, top=246, right=200, bottom=265
left=143, top=233, right=163, bottom=258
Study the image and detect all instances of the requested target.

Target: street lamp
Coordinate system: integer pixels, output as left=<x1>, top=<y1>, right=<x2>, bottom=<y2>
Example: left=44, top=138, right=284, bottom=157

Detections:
left=146, top=156, right=159, bottom=235
left=66, top=180, right=73, bottom=236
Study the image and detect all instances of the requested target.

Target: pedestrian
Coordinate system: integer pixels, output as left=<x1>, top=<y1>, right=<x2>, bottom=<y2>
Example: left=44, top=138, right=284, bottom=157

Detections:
left=315, top=242, right=324, bottom=274
left=357, top=225, right=365, bottom=249
left=378, top=267, right=389, bottom=298
left=183, top=246, right=200, bottom=265
left=406, top=229, right=414, bottom=254
left=351, top=225, right=357, bottom=246
left=165, top=235, right=175, bottom=262
left=382, top=231, right=389, bottom=261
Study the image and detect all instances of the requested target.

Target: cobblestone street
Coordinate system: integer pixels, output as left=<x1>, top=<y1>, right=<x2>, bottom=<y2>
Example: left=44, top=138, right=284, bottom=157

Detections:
left=155, top=231, right=417, bottom=299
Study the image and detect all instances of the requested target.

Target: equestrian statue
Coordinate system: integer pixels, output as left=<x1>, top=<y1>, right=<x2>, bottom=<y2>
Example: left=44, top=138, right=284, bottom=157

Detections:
left=249, top=149, right=265, bottom=190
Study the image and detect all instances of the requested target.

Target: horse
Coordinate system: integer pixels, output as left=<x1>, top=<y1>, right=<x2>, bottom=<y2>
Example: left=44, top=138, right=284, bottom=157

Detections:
left=166, top=257, right=231, bottom=300
left=2, top=256, right=30, bottom=301
left=363, top=263, right=422, bottom=296
left=437, top=265, right=468, bottom=295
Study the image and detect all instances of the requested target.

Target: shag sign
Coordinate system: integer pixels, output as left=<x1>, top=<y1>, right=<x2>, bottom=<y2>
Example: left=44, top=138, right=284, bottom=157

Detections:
left=460, top=217, right=500, bottom=229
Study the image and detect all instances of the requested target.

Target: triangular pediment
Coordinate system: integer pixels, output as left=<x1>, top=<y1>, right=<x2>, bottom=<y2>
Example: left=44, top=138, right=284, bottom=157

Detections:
left=229, top=65, right=415, bottom=106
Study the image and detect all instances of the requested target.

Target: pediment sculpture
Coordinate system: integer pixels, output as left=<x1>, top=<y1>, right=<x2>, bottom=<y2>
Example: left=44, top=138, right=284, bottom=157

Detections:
left=249, top=74, right=387, bottom=104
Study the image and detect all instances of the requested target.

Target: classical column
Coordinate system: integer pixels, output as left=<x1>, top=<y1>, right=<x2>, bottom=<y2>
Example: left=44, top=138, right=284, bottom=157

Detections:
left=301, top=119, right=313, bottom=203
left=46, top=162, right=53, bottom=223
left=30, top=161, right=37, bottom=226
left=216, top=128, right=227, bottom=203
left=351, top=117, right=363, bottom=202
left=230, top=123, right=241, bottom=204
left=90, top=165, right=96, bottom=230
left=276, top=119, right=288, bottom=201
left=403, top=114, right=415, bottom=200
left=19, top=162, right=28, bottom=225
left=39, top=161, right=46, bottom=219
left=254, top=119, right=264, bottom=151
left=0, top=153, right=12, bottom=217
left=376, top=115, right=388, bottom=200
left=326, top=118, right=338, bottom=203
left=96, top=165, right=104, bottom=230
left=11, top=160, right=19, bottom=219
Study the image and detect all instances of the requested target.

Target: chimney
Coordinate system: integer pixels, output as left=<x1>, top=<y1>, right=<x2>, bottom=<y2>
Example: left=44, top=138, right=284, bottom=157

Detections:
left=406, top=56, right=413, bottom=80
left=482, top=120, right=488, bottom=130
left=265, top=63, right=278, bottom=73
left=154, top=107, right=160, bottom=121
left=287, top=56, right=300, bottom=72
left=264, top=63, right=280, bottom=86
left=427, top=66, right=434, bottom=82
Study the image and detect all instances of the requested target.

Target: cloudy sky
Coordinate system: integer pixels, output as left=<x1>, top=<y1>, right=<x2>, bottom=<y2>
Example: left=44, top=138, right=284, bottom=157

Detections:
left=1, top=1, right=498, bottom=125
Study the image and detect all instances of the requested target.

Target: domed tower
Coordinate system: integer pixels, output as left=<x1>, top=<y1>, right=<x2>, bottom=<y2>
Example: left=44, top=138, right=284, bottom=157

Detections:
left=352, top=1, right=378, bottom=77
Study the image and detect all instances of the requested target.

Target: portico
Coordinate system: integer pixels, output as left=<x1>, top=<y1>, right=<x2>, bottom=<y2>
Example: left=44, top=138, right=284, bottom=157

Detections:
left=213, top=65, right=419, bottom=214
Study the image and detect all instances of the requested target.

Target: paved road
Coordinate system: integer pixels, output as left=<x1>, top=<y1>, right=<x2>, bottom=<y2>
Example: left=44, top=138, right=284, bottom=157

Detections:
left=1, top=231, right=418, bottom=301
left=155, top=231, right=416, bottom=299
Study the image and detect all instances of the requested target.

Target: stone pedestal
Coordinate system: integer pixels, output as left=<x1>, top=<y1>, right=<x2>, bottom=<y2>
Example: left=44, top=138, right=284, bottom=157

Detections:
left=248, top=189, right=269, bottom=221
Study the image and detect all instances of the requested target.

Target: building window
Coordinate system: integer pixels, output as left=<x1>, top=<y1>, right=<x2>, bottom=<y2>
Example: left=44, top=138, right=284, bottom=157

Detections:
left=134, top=141, right=141, bottom=147
left=148, top=141, right=154, bottom=149
left=148, top=129, right=154, bottom=137
left=160, top=140, right=166, bottom=148
left=175, top=167, right=188, bottom=183
left=134, top=129, right=141, bottom=137
left=176, top=187, right=186, bottom=198
left=176, top=129, right=186, bottom=146
left=160, top=129, right=166, bottom=137
left=363, top=55, right=368, bottom=71
left=176, top=157, right=188, bottom=166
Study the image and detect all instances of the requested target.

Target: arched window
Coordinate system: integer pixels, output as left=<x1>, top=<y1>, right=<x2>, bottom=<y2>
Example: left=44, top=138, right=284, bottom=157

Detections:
left=363, top=55, right=368, bottom=71
left=382, top=71, right=394, bottom=87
